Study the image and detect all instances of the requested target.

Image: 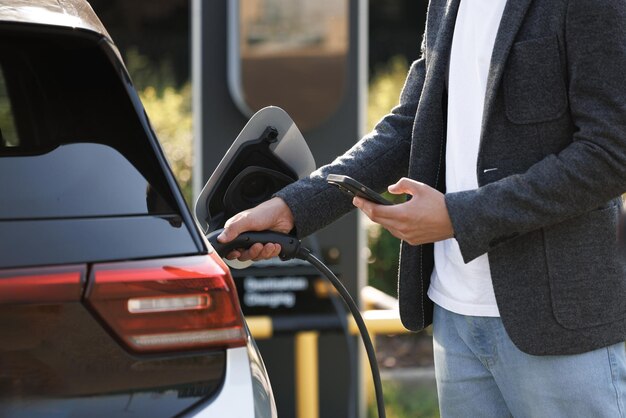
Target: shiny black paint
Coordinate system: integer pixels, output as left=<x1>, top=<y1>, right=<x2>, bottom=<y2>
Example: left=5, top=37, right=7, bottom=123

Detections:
left=0, top=303, right=226, bottom=417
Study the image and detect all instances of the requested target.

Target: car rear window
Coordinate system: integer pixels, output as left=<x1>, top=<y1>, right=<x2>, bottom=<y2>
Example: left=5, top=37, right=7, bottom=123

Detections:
left=0, top=25, right=177, bottom=219
left=0, top=143, right=172, bottom=219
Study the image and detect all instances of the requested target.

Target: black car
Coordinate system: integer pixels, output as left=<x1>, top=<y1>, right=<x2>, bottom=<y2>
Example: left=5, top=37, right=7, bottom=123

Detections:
left=0, top=1, right=275, bottom=416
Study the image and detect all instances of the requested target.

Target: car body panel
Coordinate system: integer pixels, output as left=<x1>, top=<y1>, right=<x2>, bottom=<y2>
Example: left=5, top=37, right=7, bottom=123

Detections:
left=188, top=347, right=255, bottom=417
left=0, top=0, right=110, bottom=39
left=187, top=344, right=277, bottom=418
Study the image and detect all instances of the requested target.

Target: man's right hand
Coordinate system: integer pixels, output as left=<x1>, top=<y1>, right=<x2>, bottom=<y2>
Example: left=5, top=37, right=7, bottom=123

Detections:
left=216, top=197, right=295, bottom=261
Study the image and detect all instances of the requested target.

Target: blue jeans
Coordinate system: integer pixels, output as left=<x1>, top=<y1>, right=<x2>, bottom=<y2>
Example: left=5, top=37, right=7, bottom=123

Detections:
left=433, top=304, right=626, bottom=417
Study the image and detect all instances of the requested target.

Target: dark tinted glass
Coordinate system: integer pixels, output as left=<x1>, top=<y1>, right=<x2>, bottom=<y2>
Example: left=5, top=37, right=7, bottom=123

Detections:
left=0, top=143, right=172, bottom=219
left=0, top=26, right=177, bottom=219
left=0, top=217, right=197, bottom=269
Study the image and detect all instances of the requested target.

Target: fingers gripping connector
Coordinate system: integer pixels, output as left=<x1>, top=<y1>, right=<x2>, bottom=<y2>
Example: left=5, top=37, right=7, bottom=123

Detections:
left=206, top=229, right=302, bottom=261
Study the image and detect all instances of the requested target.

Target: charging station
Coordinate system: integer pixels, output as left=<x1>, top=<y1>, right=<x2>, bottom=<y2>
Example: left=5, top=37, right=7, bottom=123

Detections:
left=192, top=1, right=367, bottom=416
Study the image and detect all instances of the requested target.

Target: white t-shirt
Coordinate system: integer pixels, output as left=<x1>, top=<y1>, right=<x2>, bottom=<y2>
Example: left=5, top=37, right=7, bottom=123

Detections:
left=427, top=0, right=507, bottom=317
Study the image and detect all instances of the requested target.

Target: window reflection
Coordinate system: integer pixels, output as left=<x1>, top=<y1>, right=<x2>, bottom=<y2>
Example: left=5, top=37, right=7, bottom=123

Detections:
left=0, top=68, right=19, bottom=147
left=237, top=0, right=349, bottom=132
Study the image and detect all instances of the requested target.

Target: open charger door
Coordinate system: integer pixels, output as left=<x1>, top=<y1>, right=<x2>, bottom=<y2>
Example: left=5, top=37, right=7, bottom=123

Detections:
left=195, top=106, right=316, bottom=236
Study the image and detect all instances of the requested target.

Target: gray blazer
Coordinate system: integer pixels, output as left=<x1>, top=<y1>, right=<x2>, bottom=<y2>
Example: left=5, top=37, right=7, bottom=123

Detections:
left=276, top=0, right=626, bottom=355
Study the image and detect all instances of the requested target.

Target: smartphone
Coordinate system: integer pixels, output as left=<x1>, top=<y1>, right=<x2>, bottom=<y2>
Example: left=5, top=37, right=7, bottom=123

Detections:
left=327, top=174, right=393, bottom=206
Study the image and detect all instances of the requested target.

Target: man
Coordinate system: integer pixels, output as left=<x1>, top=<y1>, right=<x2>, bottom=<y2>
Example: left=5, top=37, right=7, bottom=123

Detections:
left=219, top=0, right=626, bottom=415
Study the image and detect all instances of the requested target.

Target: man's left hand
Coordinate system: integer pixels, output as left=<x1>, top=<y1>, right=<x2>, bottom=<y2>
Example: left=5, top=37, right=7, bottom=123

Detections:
left=353, top=177, right=454, bottom=245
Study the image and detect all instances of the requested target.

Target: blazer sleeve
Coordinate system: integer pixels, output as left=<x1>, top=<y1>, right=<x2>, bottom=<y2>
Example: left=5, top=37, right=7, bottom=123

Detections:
left=445, top=0, right=626, bottom=262
left=275, top=57, right=427, bottom=238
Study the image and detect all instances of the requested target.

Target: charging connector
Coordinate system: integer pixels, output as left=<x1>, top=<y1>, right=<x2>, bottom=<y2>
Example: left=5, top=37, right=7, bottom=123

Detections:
left=207, top=230, right=301, bottom=260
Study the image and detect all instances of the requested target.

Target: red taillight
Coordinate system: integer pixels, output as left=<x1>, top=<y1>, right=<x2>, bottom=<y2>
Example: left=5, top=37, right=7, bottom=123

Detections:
left=86, top=254, right=247, bottom=353
left=0, top=265, right=84, bottom=303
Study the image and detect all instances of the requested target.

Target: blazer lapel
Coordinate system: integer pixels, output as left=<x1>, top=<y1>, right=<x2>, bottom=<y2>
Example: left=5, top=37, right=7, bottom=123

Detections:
left=481, top=0, right=534, bottom=130
left=409, top=0, right=460, bottom=183
left=428, top=0, right=461, bottom=84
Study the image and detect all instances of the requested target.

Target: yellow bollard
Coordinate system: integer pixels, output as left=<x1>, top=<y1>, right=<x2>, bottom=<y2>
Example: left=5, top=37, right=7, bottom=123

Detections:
left=246, top=316, right=273, bottom=340
left=295, top=331, right=320, bottom=418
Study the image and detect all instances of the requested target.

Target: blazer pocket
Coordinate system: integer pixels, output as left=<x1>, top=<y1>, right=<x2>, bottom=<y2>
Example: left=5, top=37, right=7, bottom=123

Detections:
left=544, top=203, right=626, bottom=329
left=504, top=36, right=568, bottom=124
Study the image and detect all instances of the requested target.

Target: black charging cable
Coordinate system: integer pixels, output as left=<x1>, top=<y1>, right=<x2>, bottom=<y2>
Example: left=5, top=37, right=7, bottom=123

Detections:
left=328, top=282, right=358, bottom=418
left=207, top=230, right=386, bottom=418
left=303, top=236, right=358, bottom=418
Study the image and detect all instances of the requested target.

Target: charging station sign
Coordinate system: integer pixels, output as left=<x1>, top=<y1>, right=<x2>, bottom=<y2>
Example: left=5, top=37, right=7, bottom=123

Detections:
left=230, top=258, right=337, bottom=316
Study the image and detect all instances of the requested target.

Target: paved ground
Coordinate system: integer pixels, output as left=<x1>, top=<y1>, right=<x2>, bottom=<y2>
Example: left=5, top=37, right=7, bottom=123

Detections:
left=381, top=367, right=436, bottom=384
left=376, top=331, right=435, bottom=369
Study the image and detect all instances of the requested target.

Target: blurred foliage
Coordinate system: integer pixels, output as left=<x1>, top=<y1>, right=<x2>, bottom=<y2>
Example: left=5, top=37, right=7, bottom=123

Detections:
left=368, top=382, right=439, bottom=418
left=366, top=56, right=410, bottom=295
left=90, top=0, right=190, bottom=88
left=0, top=73, right=18, bottom=146
left=367, top=56, right=410, bottom=132
left=125, top=50, right=193, bottom=207
left=139, top=84, right=193, bottom=206
left=126, top=47, right=178, bottom=92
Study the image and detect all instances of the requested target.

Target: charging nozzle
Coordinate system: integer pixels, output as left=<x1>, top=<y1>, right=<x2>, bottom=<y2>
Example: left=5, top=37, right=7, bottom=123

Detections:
left=206, top=229, right=301, bottom=261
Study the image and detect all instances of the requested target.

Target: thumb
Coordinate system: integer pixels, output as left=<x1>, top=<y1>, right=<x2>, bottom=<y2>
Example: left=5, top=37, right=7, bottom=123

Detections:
left=217, top=214, right=248, bottom=242
left=388, top=177, right=420, bottom=195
